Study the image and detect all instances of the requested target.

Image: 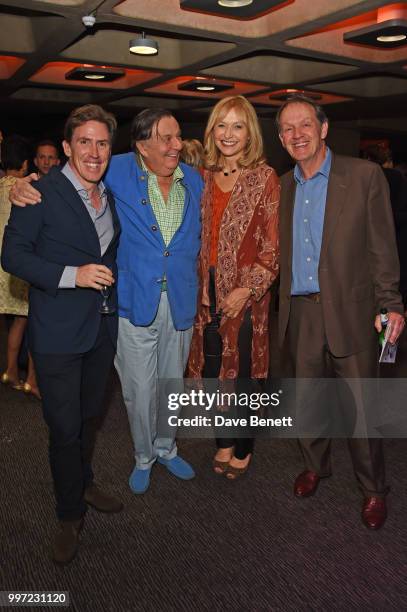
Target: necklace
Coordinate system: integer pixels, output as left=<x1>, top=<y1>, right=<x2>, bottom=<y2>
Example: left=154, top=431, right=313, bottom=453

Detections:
left=223, top=168, right=237, bottom=176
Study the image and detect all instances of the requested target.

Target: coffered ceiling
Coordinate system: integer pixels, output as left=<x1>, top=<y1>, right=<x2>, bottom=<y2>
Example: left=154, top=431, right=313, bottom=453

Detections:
left=1, top=0, right=407, bottom=135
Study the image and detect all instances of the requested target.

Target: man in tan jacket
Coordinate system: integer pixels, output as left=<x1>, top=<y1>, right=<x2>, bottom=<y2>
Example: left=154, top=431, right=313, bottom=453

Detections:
left=277, top=94, right=405, bottom=530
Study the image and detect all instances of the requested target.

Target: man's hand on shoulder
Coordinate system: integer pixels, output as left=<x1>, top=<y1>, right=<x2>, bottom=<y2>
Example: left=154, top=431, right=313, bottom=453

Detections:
left=9, top=173, right=41, bottom=207
left=76, top=264, right=114, bottom=290
left=375, top=311, right=405, bottom=344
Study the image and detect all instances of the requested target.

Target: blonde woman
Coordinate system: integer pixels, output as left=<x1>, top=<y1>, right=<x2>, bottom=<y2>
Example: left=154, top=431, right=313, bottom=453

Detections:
left=181, top=138, right=204, bottom=169
left=187, top=95, right=279, bottom=478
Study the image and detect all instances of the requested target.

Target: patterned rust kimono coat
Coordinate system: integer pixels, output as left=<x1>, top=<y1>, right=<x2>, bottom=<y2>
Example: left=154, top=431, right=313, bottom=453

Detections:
left=188, top=163, right=280, bottom=380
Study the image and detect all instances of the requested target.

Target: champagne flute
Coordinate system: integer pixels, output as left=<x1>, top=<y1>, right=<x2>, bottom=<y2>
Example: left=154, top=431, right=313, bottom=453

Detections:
left=99, top=266, right=115, bottom=314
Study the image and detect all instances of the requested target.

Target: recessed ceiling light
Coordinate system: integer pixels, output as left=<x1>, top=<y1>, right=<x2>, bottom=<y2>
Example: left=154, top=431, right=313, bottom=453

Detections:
left=344, top=19, right=407, bottom=48
left=178, top=79, right=234, bottom=93
left=65, top=66, right=125, bottom=82
left=269, top=89, right=323, bottom=101
left=129, top=32, right=158, bottom=55
left=218, top=0, right=253, bottom=7
left=180, top=1, right=285, bottom=20
left=377, top=34, right=406, bottom=42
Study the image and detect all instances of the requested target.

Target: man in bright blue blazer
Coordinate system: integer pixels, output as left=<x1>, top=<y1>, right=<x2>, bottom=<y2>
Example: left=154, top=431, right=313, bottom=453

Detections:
left=105, top=109, right=203, bottom=494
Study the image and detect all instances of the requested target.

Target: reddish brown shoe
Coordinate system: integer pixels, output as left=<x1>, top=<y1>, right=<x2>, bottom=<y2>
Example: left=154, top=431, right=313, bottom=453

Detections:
left=362, top=496, right=387, bottom=530
left=294, top=470, right=320, bottom=497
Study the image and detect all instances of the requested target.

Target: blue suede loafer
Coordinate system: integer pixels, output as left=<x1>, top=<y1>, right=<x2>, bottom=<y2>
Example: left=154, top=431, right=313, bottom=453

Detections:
left=157, top=456, right=195, bottom=480
left=129, top=466, right=151, bottom=494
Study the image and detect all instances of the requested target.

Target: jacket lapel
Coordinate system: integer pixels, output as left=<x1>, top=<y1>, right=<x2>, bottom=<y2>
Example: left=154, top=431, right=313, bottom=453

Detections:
left=319, top=155, right=348, bottom=263
left=106, top=190, right=121, bottom=250
left=50, top=170, right=101, bottom=256
left=280, top=171, right=296, bottom=283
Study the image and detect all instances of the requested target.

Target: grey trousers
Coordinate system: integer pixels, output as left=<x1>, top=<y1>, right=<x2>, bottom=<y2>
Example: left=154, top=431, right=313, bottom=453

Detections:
left=115, top=293, right=192, bottom=469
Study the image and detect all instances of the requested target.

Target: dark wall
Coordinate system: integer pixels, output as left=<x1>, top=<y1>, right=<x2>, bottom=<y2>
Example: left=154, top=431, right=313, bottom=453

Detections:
left=1, top=109, right=363, bottom=171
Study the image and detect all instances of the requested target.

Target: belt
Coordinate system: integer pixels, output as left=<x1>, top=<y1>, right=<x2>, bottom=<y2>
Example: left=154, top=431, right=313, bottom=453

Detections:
left=292, top=292, right=321, bottom=303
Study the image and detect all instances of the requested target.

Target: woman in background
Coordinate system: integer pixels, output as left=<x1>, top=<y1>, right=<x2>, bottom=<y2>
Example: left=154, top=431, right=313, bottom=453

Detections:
left=187, top=95, right=279, bottom=479
left=181, top=138, right=204, bottom=170
left=0, top=135, right=40, bottom=399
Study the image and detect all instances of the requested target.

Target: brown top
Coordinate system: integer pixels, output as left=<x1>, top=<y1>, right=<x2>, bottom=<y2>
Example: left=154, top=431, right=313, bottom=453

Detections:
left=209, top=180, right=231, bottom=266
left=187, top=163, right=280, bottom=380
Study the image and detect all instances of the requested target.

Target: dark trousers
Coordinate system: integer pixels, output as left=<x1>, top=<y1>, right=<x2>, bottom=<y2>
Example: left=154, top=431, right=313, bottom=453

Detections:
left=32, top=318, right=116, bottom=521
left=286, top=295, right=386, bottom=497
left=202, top=268, right=254, bottom=460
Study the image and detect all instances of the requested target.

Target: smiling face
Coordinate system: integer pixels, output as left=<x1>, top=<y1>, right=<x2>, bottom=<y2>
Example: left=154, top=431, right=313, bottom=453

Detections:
left=136, top=115, right=183, bottom=177
left=278, top=102, right=328, bottom=177
left=34, top=144, right=60, bottom=176
left=62, top=120, right=111, bottom=190
left=213, top=106, right=249, bottom=164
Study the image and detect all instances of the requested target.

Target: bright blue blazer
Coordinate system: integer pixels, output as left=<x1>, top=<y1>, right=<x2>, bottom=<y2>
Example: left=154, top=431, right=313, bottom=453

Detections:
left=105, top=153, right=203, bottom=330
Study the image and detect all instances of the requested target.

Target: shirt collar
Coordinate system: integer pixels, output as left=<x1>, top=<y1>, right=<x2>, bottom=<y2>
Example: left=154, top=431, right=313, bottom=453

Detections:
left=61, top=161, right=106, bottom=198
left=140, top=156, right=184, bottom=182
left=294, top=147, right=331, bottom=185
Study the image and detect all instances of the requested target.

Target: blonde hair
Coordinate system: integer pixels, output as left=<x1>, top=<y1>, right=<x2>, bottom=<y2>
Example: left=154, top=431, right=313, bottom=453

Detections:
left=204, top=95, right=265, bottom=170
left=181, top=138, right=204, bottom=169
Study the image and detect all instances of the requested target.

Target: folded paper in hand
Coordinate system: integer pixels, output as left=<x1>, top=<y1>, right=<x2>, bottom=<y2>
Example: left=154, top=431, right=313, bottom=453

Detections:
left=379, top=324, right=398, bottom=364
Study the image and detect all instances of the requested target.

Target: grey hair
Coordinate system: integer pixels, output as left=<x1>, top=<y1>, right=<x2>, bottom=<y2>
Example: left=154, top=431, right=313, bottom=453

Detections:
left=275, top=94, right=328, bottom=133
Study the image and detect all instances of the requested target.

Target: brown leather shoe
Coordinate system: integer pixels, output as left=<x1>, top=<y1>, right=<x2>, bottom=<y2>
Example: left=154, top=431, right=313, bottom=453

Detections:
left=52, top=518, right=83, bottom=565
left=294, top=470, right=320, bottom=497
left=362, top=496, right=387, bottom=530
left=84, top=483, right=123, bottom=513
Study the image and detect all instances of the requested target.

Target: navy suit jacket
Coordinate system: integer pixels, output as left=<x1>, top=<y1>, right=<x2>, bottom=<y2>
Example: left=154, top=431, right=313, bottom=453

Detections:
left=1, top=167, right=120, bottom=354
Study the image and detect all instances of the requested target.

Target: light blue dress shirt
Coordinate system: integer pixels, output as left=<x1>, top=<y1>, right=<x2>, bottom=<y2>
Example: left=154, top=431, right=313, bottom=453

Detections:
left=291, top=148, right=332, bottom=295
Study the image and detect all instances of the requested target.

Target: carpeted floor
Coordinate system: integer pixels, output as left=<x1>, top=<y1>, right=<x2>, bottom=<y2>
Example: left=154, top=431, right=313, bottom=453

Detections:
left=1, top=316, right=407, bottom=611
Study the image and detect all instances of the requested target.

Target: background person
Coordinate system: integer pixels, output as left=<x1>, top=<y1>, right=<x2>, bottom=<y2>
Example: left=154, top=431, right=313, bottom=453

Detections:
left=33, top=139, right=60, bottom=177
left=0, top=135, right=40, bottom=398
left=0, top=129, right=4, bottom=178
left=363, top=144, right=407, bottom=312
left=181, top=138, right=204, bottom=169
left=187, top=95, right=280, bottom=479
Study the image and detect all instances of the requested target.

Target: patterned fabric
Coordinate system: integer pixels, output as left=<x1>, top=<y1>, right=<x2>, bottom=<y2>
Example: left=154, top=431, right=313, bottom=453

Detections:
left=209, top=182, right=231, bottom=266
left=0, top=176, right=29, bottom=315
left=141, top=158, right=185, bottom=247
left=187, top=164, right=280, bottom=380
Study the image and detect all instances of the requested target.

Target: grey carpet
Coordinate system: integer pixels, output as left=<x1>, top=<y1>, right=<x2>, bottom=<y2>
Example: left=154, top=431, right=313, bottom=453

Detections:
left=1, top=380, right=407, bottom=612
left=1, top=315, right=407, bottom=611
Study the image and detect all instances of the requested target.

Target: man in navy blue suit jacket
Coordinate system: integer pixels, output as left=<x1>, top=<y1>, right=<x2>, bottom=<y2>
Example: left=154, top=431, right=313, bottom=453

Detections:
left=2, top=105, right=123, bottom=565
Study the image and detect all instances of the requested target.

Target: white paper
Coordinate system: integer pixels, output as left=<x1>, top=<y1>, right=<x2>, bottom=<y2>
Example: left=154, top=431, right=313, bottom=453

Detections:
left=379, top=324, right=398, bottom=364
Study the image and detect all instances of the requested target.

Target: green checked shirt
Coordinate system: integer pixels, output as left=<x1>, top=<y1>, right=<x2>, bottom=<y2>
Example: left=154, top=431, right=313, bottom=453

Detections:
left=140, top=157, right=185, bottom=246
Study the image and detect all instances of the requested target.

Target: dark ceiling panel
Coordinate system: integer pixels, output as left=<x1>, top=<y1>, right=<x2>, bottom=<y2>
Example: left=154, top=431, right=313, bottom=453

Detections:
left=0, top=0, right=407, bottom=131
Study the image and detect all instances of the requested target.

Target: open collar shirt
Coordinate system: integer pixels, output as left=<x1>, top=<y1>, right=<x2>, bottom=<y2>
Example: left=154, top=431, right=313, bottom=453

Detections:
left=59, top=162, right=113, bottom=288
left=291, top=147, right=332, bottom=295
left=140, top=157, right=185, bottom=247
